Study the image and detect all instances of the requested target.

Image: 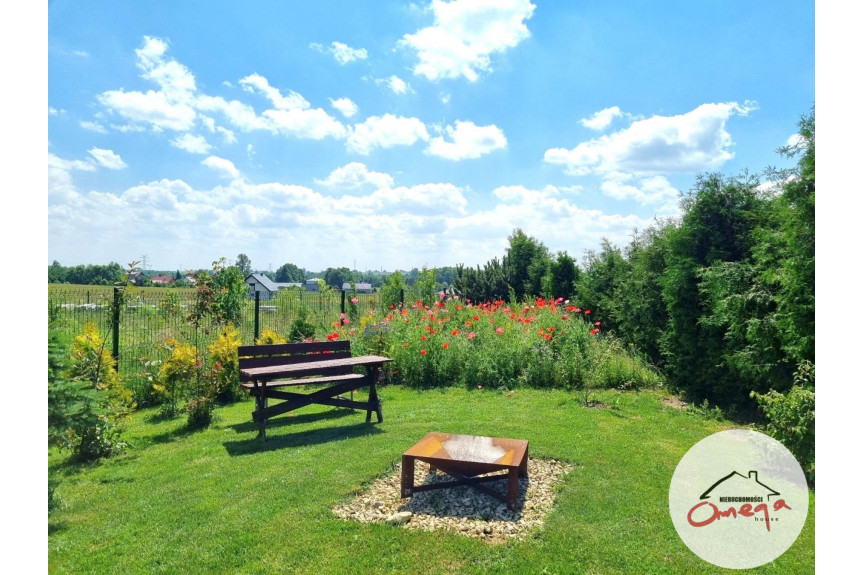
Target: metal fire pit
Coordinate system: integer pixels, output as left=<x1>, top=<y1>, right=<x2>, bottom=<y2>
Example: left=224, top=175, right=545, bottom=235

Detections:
left=401, top=432, right=529, bottom=510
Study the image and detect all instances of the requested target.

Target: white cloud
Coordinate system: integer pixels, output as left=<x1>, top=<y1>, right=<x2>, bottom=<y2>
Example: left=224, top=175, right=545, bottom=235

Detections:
left=315, top=162, right=395, bottom=190
left=346, top=114, right=430, bottom=155
left=49, top=159, right=660, bottom=273
left=786, top=132, right=806, bottom=149
left=599, top=172, right=679, bottom=214
left=80, top=121, right=108, bottom=134
left=264, top=108, right=347, bottom=140
left=310, top=41, right=368, bottom=64
left=330, top=97, right=359, bottom=118
left=239, top=74, right=309, bottom=110
left=581, top=106, right=623, bottom=131
left=88, top=148, right=128, bottom=170
left=49, top=107, right=64, bottom=116
left=235, top=74, right=347, bottom=139
left=400, top=0, right=535, bottom=82
left=376, top=75, right=413, bottom=95
left=48, top=152, right=96, bottom=173
left=111, top=123, right=147, bottom=133
left=171, top=133, right=213, bottom=154
left=95, top=38, right=344, bottom=143
left=544, top=101, right=759, bottom=176
left=426, top=120, right=507, bottom=160
left=202, top=156, right=239, bottom=179
left=97, top=37, right=198, bottom=131
left=217, top=126, right=237, bottom=144
left=99, top=88, right=197, bottom=131
left=194, top=94, right=271, bottom=132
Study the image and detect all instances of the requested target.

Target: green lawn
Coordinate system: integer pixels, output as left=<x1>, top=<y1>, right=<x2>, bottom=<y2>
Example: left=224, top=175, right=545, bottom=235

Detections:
left=48, top=387, right=814, bottom=574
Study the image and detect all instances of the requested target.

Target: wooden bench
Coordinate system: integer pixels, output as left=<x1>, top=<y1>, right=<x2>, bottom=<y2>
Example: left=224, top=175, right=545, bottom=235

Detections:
left=238, top=341, right=392, bottom=439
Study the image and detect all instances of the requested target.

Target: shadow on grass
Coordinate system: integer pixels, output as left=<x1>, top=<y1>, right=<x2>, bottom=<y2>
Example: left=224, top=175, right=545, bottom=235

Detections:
left=229, top=406, right=356, bottom=435
left=149, top=421, right=207, bottom=445
left=223, top=418, right=384, bottom=456
left=49, top=520, right=67, bottom=535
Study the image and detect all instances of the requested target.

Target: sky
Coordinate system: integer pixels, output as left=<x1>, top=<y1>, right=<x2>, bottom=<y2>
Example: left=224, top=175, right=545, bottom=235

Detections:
left=47, top=0, right=815, bottom=274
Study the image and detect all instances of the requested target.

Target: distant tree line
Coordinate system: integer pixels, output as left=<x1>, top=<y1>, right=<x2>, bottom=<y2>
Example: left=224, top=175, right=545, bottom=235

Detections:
left=49, top=261, right=125, bottom=285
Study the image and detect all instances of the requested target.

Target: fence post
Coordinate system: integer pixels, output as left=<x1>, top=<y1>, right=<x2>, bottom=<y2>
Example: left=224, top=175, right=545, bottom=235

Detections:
left=112, top=286, right=121, bottom=372
left=400, top=288, right=404, bottom=307
left=341, top=290, right=346, bottom=315
left=254, top=291, right=261, bottom=342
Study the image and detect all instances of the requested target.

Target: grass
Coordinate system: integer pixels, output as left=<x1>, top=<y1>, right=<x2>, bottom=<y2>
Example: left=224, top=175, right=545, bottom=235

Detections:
left=48, top=387, right=814, bottom=574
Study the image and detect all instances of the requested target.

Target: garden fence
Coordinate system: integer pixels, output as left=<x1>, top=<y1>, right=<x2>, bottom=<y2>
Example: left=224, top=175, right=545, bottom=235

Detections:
left=49, top=286, right=415, bottom=383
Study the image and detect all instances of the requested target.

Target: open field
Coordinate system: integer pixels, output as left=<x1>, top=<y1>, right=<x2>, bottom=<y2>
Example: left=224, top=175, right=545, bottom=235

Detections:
left=48, top=387, right=814, bottom=574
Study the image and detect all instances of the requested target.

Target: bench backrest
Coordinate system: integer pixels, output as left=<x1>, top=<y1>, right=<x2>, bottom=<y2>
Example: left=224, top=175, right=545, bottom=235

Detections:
left=238, top=341, right=353, bottom=379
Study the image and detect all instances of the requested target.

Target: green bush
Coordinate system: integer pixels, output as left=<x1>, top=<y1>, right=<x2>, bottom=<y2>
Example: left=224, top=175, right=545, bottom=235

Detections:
left=49, top=323, right=133, bottom=461
left=751, top=360, right=815, bottom=483
left=288, top=306, right=316, bottom=342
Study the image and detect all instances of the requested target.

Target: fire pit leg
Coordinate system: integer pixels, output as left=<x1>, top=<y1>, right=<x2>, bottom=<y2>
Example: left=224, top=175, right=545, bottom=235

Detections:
left=507, top=468, right=519, bottom=510
left=401, top=455, right=415, bottom=498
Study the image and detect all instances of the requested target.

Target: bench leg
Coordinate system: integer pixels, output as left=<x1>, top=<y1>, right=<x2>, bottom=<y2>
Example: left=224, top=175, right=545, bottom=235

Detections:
left=254, top=383, right=268, bottom=440
left=366, top=368, right=383, bottom=423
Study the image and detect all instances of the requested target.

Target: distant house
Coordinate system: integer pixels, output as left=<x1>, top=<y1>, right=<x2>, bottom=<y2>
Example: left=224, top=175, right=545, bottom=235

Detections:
left=245, top=273, right=301, bottom=300
left=305, top=278, right=322, bottom=292
left=342, top=282, right=373, bottom=294
left=127, top=271, right=145, bottom=286
left=150, top=275, right=175, bottom=285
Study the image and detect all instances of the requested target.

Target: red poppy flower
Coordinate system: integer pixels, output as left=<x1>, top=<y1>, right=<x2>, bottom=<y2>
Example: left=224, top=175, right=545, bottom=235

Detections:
left=420, top=349, right=427, bottom=355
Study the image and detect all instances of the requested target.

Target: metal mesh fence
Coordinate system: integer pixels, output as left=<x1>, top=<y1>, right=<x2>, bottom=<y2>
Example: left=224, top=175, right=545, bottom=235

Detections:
left=48, top=286, right=408, bottom=382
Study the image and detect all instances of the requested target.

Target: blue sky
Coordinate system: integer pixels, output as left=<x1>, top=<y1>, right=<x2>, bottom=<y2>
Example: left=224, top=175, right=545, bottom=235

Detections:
left=47, top=0, right=814, bottom=274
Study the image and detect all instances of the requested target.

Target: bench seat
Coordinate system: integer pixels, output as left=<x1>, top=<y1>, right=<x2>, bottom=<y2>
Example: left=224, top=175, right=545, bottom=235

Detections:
left=240, top=372, right=365, bottom=392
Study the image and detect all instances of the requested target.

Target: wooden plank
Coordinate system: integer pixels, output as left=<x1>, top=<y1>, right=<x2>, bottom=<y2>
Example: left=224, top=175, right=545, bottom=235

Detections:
left=241, top=373, right=364, bottom=390
left=240, top=356, right=391, bottom=380
left=238, top=340, right=351, bottom=357
left=252, top=379, right=368, bottom=421
left=238, top=351, right=352, bottom=370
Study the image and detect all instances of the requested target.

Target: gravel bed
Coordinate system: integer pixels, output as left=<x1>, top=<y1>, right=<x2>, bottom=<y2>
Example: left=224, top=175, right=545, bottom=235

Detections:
left=332, top=457, right=572, bottom=544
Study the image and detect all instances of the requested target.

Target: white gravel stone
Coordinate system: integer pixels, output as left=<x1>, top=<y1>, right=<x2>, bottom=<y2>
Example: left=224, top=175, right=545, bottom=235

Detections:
left=332, top=457, right=572, bottom=544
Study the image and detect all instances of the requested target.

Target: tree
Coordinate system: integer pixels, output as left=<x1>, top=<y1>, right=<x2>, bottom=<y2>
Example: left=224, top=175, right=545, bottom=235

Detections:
left=659, top=171, right=767, bottom=404
left=323, top=267, right=352, bottom=289
left=502, top=229, right=551, bottom=300
left=235, top=253, right=252, bottom=277
left=576, top=238, right=628, bottom=330
left=275, top=262, right=304, bottom=283
left=772, top=108, right=815, bottom=364
left=415, top=267, right=437, bottom=305
left=548, top=251, right=579, bottom=300
left=381, top=270, right=407, bottom=308
left=49, top=260, right=66, bottom=283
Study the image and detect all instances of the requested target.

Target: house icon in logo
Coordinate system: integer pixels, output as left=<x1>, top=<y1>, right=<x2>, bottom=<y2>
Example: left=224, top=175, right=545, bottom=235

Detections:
left=699, top=470, right=781, bottom=501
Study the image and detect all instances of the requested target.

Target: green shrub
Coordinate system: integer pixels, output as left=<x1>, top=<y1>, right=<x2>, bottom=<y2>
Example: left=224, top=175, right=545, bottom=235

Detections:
left=207, top=323, right=243, bottom=403
left=155, top=339, right=198, bottom=417
left=751, top=361, right=815, bottom=483
left=288, top=306, right=316, bottom=342
left=50, top=323, right=133, bottom=461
